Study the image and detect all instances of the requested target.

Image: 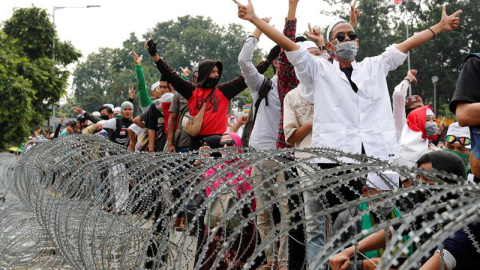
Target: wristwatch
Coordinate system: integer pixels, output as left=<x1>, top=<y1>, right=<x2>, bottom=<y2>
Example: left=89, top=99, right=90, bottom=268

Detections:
left=318, top=45, right=327, bottom=51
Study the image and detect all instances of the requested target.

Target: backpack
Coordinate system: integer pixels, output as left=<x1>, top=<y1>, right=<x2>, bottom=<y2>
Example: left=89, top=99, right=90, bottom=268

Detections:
left=241, top=77, right=273, bottom=147
left=204, top=190, right=242, bottom=230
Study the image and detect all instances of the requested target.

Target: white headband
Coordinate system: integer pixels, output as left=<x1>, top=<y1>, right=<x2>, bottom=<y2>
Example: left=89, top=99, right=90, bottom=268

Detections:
left=326, top=19, right=348, bottom=42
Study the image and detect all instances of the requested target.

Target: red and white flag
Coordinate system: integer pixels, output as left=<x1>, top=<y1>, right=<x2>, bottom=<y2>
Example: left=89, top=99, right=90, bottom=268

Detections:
left=389, top=0, right=406, bottom=4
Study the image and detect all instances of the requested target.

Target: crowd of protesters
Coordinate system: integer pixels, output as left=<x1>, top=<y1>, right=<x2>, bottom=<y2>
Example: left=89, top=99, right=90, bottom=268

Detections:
left=25, top=0, right=480, bottom=269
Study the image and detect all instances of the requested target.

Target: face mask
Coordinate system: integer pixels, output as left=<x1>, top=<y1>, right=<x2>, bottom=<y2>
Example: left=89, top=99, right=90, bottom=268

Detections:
left=333, top=40, right=358, bottom=61
left=444, top=149, right=470, bottom=172
left=203, top=78, right=219, bottom=89
left=425, top=122, right=439, bottom=137
left=100, top=115, right=109, bottom=120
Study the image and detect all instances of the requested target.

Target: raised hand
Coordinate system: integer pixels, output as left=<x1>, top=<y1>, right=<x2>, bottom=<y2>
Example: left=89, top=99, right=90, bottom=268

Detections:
left=180, top=67, right=191, bottom=77
left=233, top=0, right=256, bottom=21
left=406, top=69, right=418, bottom=84
left=305, top=23, right=325, bottom=46
left=145, top=35, right=158, bottom=56
left=132, top=50, right=143, bottom=65
left=440, top=5, right=462, bottom=32
left=73, top=106, right=83, bottom=115
left=128, top=85, right=136, bottom=99
left=349, top=0, right=361, bottom=28
left=59, top=115, right=66, bottom=125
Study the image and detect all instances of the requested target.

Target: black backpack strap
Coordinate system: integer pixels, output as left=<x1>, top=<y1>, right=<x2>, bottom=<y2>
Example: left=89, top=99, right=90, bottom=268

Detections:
left=252, top=77, right=273, bottom=125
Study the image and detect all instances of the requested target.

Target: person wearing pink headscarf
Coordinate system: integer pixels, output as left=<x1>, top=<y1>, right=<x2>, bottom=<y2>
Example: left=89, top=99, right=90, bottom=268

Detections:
left=201, top=131, right=256, bottom=270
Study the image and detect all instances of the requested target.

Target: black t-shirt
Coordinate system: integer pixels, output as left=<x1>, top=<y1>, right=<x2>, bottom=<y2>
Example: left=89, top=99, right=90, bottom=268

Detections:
left=449, top=55, right=480, bottom=113
left=341, top=67, right=358, bottom=93
left=443, top=223, right=480, bottom=270
left=145, top=102, right=165, bottom=133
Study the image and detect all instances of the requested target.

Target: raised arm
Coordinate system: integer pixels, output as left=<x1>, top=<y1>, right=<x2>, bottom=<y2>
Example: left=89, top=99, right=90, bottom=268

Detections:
left=233, top=0, right=300, bottom=52
left=238, top=18, right=270, bottom=94
left=145, top=37, right=196, bottom=100
left=132, top=50, right=152, bottom=110
left=393, top=69, right=417, bottom=141
left=396, top=6, right=461, bottom=53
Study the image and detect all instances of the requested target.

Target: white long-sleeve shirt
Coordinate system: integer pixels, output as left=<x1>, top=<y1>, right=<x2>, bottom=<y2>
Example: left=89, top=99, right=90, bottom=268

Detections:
left=392, top=80, right=410, bottom=142
left=238, top=37, right=281, bottom=151
left=286, top=43, right=407, bottom=162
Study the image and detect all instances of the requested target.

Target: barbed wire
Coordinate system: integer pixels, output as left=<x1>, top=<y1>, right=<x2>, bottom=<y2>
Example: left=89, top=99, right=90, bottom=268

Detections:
left=0, top=135, right=478, bottom=269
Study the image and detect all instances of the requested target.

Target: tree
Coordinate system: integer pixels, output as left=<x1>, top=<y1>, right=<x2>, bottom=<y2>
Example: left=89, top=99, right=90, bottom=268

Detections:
left=72, top=16, right=262, bottom=114
left=321, top=0, right=479, bottom=118
left=0, top=31, right=36, bottom=150
left=2, top=7, right=81, bottom=124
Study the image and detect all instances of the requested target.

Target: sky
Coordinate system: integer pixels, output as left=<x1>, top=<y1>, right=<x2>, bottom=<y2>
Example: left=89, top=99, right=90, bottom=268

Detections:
left=0, top=0, right=341, bottom=96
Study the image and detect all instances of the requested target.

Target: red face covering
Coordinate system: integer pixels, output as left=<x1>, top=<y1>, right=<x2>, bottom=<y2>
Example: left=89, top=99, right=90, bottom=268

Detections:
left=406, top=105, right=434, bottom=140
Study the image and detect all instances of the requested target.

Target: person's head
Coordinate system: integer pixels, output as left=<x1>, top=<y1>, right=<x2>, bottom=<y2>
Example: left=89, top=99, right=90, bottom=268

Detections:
left=99, top=106, right=113, bottom=120
left=405, top=95, right=424, bottom=116
left=151, top=81, right=163, bottom=99
left=197, top=59, right=223, bottom=88
left=267, top=44, right=282, bottom=74
left=416, top=151, right=467, bottom=184
left=219, top=132, right=242, bottom=157
left=192, top=65, right=199, bottom=85
left=364, top=171, right=399, bottom=197
left=113, top=107, right=121, bottom=117
left=325, top=20, right=359, bottom=63
left=69, top=120, right=79, bottom=132
left=92, top=111, right=101, bottom=118
left=406, top=105, right=438, bottom=140
left=77, top=115, right=88, bottom=129
left=120, top=101, right=134, bottom=119
left=159, top=75, right=174, bottom=95
left=300, top=41, right=322, bottom=57
left=103, top=104, right=114, bottom=111
left=444, top=122, right=471, bottom=155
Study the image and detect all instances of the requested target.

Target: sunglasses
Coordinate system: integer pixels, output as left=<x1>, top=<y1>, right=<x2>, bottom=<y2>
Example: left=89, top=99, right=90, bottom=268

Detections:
left=334, top=32, right=358, bottom=42
left=219, top=140, right=235, bottom=147
left=445, top=135, right=471, bottom=146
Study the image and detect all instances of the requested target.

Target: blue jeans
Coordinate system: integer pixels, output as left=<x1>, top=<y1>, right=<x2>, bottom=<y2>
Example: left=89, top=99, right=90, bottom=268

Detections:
left=303, top=189, right=325, bottom=269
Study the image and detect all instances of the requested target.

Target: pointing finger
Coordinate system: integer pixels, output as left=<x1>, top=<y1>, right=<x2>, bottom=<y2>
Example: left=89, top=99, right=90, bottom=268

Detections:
left=451, top=9, right=463, bottom=17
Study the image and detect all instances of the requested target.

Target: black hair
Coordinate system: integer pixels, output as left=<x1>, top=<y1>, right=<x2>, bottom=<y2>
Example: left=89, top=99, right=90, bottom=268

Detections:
left=99, top=106, right=113, bottom=115
left=416, top=154, right=431, bottom=168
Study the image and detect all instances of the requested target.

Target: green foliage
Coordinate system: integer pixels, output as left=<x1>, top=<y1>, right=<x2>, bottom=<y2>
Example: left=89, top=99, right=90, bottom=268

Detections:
left=1, top=7, right=81, bottom=148
left=0, top=31, right=36, bottom=151
left=322, top=0, right=479, bottom=117
left=72, top=15, right=261, bottom=114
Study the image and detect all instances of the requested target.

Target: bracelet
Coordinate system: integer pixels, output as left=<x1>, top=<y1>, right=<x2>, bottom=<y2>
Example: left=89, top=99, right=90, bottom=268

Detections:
left=428, top=27, right=436, bottom=38
left=404, top=77, right=412, bottom=83
left=318, top=45, right=327, bottom=51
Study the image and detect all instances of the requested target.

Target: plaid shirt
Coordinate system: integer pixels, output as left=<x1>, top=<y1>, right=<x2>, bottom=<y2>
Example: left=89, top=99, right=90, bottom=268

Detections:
left=276, top=19, right=299, bottom=149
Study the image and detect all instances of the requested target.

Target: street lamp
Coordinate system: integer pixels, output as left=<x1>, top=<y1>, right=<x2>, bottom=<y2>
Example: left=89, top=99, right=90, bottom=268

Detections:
left=431, top=75, right=439, bottom=114
left=52, top=5, right=101, bottom=61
